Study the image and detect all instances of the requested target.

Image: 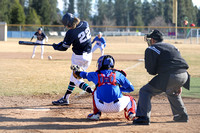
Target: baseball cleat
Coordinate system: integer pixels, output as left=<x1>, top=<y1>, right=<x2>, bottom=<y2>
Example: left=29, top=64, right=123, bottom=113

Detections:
left=87, top=112, right=101, bottom=121
left=31, top=54, right=35, bottom=59
left=52, top=97, right=69, bottom=106
left=133, top=116, right=150, bottom=125
left=173, top=114, right=188, bottom=122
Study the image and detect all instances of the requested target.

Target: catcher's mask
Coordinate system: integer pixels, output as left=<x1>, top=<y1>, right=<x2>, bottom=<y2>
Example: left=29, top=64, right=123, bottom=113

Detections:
left=97, top=55, right=115, bottom=70
left=62, top=12, right=75, bottom=28
left=144, top=29, right=163, bottom=46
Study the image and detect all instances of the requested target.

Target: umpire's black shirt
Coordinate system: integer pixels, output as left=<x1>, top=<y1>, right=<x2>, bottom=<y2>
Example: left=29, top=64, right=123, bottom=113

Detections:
left=145, top=42, right=189, bottom=91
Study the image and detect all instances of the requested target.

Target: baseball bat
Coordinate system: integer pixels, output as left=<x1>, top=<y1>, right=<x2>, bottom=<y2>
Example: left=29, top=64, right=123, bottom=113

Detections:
left=18, top=41, right=53, bottom=46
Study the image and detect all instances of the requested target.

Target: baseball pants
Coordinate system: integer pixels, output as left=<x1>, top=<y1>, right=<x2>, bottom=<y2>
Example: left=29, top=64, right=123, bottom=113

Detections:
left=94, top=91, right=136, bottom=113
left=92, top=44, right=104, bottom=56
left=70, top=52, right=92, bottom=87
left=136, top=72, right=188, bottom=119
left=32, top=40, right=44, bottom=58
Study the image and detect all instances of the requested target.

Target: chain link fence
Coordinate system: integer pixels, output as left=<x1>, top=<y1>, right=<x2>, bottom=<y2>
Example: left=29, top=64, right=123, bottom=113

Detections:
left=7, top=24, right=200, bottom=44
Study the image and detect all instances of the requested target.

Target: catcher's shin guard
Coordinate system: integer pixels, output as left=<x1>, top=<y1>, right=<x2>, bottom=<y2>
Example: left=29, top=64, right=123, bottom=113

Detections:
left=92, top=88, right=100, bottom=114
left=124, top=96, right=137, bottom=120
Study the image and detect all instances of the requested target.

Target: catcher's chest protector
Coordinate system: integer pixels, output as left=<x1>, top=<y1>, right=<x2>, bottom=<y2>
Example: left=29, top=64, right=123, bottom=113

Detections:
left=97, top=71, right=117, bottom=87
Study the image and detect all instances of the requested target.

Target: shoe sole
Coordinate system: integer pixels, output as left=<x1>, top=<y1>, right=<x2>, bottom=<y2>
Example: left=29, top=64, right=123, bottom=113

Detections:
left=174, top=120, right=188, bottom=122
left=87, top=118, right=99, bottom=121
left=52, top=102, right=69, bottom=106
left=133, top=121, right=150, bottom=125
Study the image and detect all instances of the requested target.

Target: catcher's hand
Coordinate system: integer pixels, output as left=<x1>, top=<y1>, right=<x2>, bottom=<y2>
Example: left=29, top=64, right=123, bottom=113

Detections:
left=70, top=65, right=84, bottom=79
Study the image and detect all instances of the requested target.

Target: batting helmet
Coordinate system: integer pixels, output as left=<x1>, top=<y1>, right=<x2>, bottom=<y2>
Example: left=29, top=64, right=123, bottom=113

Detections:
left=97, top=55, right=115, bottom=70
left=38, top=28, right=42, bottom=31
left=62, top=13, right=75, bottom=27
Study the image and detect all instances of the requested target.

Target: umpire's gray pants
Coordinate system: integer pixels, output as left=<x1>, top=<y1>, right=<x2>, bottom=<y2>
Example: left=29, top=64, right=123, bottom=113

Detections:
left=136, top=72, right=188, bottom=119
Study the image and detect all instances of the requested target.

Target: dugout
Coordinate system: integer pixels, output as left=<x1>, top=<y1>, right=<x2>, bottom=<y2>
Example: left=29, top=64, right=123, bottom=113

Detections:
left=0, top=22, right=7, bottom=41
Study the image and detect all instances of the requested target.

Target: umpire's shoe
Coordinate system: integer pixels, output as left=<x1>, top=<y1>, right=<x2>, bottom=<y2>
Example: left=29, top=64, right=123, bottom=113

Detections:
left=52, top=97, right=69, bottom=106
left=133, top=116, right=150, bottom=125
left=173, top=114, right=188, bottom=122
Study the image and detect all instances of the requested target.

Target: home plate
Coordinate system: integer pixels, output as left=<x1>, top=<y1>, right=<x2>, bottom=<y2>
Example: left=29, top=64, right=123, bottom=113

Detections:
left=24, top=108, right=50, bottom=111
left=137, top=59, right=144, bottom=62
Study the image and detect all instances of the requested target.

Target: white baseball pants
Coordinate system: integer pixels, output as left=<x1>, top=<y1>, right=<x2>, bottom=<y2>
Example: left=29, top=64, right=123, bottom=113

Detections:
left=32, top=40, right=44, bottom=58
left=70, top=52, right=92, bottom=87
left=92, top=44, right=104, bottom=56
left=94, top=91, right=135, bottom=113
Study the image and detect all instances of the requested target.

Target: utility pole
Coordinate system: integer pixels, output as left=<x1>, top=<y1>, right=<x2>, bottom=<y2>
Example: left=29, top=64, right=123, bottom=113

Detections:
left=173, top=0, right=178, bottom=40
left=126, top=0, right=130, bottom=31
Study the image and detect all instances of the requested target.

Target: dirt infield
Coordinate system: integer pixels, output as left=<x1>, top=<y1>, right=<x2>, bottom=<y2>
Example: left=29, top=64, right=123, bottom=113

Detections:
left=0, top=94, right=200, bottom=133
left=1, top=38, right=200, bottom=132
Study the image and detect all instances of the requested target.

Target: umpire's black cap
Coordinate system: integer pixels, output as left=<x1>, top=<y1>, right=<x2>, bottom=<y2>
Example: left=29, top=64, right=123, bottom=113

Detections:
left=147, top=29, right=163, bottom=42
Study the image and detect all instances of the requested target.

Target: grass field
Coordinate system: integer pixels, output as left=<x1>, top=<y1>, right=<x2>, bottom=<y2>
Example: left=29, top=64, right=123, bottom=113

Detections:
left=0, top=37, right=200, bottom=98
left=1, top=37, right=200, bottom=133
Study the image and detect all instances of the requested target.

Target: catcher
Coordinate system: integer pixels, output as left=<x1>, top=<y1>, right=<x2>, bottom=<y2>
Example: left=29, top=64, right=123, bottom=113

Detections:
left=72, top=55, right=137, bottom=121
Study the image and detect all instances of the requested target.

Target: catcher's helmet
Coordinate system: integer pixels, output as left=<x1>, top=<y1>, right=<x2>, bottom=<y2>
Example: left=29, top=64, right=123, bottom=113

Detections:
left=146, top=29, right=163, bottom=42
left=38, top=28, right=42, bottom=31
left=62, top=13, right=75, bottom=27
left=97, top=55, right=115, bottom=70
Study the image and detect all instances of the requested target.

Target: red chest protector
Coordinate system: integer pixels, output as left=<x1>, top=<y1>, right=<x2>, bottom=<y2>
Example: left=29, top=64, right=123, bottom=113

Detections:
left=97, top=70, right=117, bottom=87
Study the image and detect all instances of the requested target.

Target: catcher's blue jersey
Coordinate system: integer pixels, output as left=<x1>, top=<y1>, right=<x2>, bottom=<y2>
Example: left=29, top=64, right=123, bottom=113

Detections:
left=80, top=69, right=134, bottom=103
left=91, top=36, right=106, bottom=47
left=63, top=21, right=92, bottom=55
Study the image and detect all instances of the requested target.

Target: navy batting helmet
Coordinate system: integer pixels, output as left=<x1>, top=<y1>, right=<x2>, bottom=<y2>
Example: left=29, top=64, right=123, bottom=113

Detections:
left=97, top=55, right=115, bottom=70
left=62, top=13, right=75, bottom=27
left=38, top=28, right=42, bottom=31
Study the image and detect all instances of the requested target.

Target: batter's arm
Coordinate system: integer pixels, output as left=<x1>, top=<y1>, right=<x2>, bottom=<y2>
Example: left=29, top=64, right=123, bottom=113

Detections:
left=53, top=42, right=69, bottom=51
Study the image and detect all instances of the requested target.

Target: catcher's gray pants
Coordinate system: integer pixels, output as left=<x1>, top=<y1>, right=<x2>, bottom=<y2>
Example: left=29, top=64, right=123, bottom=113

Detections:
left=136, top=72, right=188, bottom=119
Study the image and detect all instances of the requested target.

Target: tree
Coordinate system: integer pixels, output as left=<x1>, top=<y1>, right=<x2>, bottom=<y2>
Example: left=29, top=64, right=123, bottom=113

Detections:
left=63, top=0, right=75, bottom=14
left=0, top=0, right=12, bottom=23
left=63, top=0, right=68, bottom=14
left=114, top=0, right=127, bottom=26
left=10, top=0, right=26, bottom=24
left=26, top=7, right=41, bottom=24
left=31, top=0, right=51, bottom=24
left=142, top=0, right=152, bottom=26
left=77, top=0, right=92, bottom=21
left=197, top=8, right=200, bottom=26
left=157, top=0, right=164, bottom=17
left=129, top=0, right=144, bottom=26
left=106, top=0, right=115, bottom=20
left=68, top=0, right=75, bottom=14
left=96, top=0, right=107, bottom=25
left=49, top=0, right=59, bottom=24
left=177, top=0, right=186, bottom=26
left=164, top=0, right=173, bottom=24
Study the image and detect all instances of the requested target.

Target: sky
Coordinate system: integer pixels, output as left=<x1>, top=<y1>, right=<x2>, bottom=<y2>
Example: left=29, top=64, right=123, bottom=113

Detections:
left=57, top=0, right=200, bottom=12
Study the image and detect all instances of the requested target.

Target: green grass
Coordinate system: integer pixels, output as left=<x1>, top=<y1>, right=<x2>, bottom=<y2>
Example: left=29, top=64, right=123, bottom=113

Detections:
left=0, top=37, right=200, bottom=99
left=182, top=77, right=200, bottom=98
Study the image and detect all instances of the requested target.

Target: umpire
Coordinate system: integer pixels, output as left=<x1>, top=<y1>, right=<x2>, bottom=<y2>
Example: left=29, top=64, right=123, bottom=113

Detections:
left=133, top=29, right=190, bottom=125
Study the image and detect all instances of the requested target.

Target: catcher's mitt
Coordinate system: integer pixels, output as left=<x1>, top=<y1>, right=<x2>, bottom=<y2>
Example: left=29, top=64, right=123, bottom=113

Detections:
left=70, top=65, right=84, bottom=79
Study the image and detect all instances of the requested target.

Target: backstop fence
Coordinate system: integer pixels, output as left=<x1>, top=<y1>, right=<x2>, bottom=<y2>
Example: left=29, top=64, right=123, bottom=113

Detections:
left=6, top=24, right=200, bottom=44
